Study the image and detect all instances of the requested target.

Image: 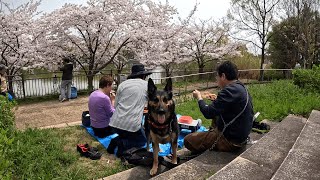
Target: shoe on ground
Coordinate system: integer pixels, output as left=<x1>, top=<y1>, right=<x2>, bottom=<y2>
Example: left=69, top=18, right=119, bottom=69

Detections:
left=61, top=98, right=68, bottom=102
left=88, top=149, right=102, bottom=160
left=252, top=121, right=270, bottom=134
left=77, top=144, right=102, bottom=160
left=84, top=143, right=98, bottom=152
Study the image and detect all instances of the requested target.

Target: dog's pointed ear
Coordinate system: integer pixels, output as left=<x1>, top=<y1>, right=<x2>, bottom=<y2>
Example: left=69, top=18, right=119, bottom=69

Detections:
left=164, top=78, right=172, bottom=92
left=148, top=78, right=157, bottom=98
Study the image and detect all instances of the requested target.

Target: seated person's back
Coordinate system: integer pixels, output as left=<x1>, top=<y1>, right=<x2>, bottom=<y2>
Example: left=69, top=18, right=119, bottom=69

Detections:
left=108, top=63, right=152, bottom=156
left=110, top=78, right=147, bottom=132
left=88, top=75, right=115, bottom=138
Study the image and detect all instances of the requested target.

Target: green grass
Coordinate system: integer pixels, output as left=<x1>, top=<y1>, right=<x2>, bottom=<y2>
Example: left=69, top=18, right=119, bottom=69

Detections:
left=175, top=80, right=320, bottom=126
left=9, top=127, right=130, bottom=179
left=9, top=128, right=81, bottom=179
left=249, top=80, right=320, bottom=121
left=176, top=99, right=213, bottom=128
left=6, top=80, right=320, bottom=179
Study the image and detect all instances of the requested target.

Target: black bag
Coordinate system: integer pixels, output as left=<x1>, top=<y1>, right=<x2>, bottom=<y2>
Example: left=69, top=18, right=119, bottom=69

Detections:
left=82, top=111, right=90, bottom=127
left=121, top=147, right=163, bottom=167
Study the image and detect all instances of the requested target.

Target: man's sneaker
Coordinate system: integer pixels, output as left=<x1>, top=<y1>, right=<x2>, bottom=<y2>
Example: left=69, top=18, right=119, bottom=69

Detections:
left=61, top=98, right=67, bottom=102
left=88, top=149, right=102, bottom=160
left=252, top=121, right=270, bottom=134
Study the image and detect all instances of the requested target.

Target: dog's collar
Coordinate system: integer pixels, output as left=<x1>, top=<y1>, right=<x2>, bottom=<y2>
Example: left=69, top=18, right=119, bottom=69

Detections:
left=147, top=120, right=169, bottom=129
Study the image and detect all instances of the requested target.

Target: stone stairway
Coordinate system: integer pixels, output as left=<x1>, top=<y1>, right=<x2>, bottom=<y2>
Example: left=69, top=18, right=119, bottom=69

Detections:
left=102, top=121, right=274, bottom=180
left=208, top=115, right=306, bottom=180
left=152, top=116, right=303, bottom=180
left=209, top=110, right=320, bottom=180
left=102, top=110, right=320, bottom=180
left=102, top=148, right=192, bottom=180
left=270, top=110, right=320, bottom=180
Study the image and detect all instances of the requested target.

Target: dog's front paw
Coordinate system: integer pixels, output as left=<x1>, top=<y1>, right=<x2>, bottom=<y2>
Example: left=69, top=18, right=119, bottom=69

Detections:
left=150, top=167, right=158, bottom=176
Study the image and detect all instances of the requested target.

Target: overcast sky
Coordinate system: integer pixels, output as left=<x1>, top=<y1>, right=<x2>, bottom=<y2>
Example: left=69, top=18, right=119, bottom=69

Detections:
left=5, top=0, right=231, bottom=20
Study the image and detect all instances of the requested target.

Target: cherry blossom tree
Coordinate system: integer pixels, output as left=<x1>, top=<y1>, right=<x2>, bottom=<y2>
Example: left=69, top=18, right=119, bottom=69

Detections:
left=41, top=0, right=178, bottom=90
left=138, top=26, right=191, bottom=77
left=138, top=6, right=197, bottom=77
left=0, top=0, right=43, bottom=91
left=183, top=19, right=240, bottom=74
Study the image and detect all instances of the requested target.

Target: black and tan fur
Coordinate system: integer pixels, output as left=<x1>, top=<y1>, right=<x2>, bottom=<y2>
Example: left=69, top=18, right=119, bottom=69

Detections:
left=145, top=78, right=179, bottom=176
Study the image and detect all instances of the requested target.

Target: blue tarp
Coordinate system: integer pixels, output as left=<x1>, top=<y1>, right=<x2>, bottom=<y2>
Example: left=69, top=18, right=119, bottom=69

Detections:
left=84, top=114, right=207, bottom=156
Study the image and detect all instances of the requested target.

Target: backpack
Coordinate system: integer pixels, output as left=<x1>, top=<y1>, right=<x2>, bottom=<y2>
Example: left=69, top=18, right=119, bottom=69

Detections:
left=70, top=86, right=77, bottom=99
left=121, top=147, right=163, bottom=167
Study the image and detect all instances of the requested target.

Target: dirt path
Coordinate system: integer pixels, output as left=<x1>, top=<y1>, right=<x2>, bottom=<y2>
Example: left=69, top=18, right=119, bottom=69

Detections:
left=15, top=96, right=89, bottom=130
left=14, top=87, right=218, bottom=130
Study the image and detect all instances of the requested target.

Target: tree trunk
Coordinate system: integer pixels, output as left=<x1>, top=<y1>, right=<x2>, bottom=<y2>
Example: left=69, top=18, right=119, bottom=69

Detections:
left=199, top=64, right=205, bottom=80
left=259, top=47, right=265, bottom=81
left=165, top=68, right=171, bottom=77
left=7, top=75, right=14, bottom=94
left=115, top=69, right=122, bottom=87
left=87, top=75, right=94, bottom=93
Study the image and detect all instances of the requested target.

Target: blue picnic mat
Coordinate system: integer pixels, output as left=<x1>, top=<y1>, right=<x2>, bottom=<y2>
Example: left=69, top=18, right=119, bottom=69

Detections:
left=84, top=114, right=207, bottom=156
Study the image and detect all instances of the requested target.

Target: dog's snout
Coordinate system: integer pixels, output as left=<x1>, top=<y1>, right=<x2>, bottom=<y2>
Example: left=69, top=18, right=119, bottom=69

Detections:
left=158, top=108, right=165, bottom=114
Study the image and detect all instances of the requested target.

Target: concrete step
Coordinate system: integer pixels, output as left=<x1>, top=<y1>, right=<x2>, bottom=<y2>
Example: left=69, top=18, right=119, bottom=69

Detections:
left=149, top=120, right=277, bottom=180
left=101, top=148, right=192, bottom=180
left=208, top=115, right=307, bottom=180
left=271, top=110, right=320, bottom=180
left=101, top=120, right=276, bottom=180
left=150, top=149, right=242, bottom=180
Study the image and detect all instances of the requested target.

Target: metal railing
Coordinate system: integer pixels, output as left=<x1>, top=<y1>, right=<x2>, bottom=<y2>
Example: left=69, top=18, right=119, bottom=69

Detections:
left=6, top=69, right=293, bottom=99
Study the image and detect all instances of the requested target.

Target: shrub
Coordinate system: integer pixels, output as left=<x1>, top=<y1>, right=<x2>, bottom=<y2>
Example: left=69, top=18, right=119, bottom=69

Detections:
left=0, top=129, right=14, bottom=180
left=0, top=96, right=16, bottom=180
left=264, top=70, right=291, bottom=81
left=231, top=51, right=261, bottom=80
left=293, top=65, right=320, bottom=93
left=0, top=96, right=15, bottom=133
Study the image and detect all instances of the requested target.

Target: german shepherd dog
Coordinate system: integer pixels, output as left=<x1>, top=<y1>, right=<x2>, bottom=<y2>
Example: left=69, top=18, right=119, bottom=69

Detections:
left=145, top=78, right=179, bottom=176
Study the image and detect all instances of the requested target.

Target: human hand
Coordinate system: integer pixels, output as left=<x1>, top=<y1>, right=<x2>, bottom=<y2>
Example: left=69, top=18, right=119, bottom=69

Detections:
left=192, top=89, right=202, bottom=100
left=109, top=90, right=116, bottom=101
left=203, top=91, right=217, bottom=101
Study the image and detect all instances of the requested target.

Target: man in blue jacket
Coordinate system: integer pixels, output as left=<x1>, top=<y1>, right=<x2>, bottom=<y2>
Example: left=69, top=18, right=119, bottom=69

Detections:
left=184, top=61, right=254, bottom=153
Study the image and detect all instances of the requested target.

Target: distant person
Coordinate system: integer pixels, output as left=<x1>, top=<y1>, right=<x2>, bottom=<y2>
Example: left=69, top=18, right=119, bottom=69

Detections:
left=184, top=61, right=254, bottom=154
left=0, top=64, right=8, bottom=97
left=59, top=57, right=73, bottom=102
left=88, top=76, right=115, bottom=138
left=107, top=63, right=152, bottom=156
left=294, top=62, right=301, bottom=69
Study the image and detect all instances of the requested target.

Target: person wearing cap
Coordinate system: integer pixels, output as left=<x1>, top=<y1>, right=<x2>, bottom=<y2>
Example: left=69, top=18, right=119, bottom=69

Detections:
left=59, top=57, right=73, bottom=102
left=0, top=64, right=8, bottom=97
left=107, top=63, right=152, bottom=156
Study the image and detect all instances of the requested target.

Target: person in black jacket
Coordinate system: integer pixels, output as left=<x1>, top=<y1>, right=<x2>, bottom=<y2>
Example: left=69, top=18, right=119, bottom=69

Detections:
left=59, top=57, right=73, bottom=102
left=184, top=61, right=254, bottom=154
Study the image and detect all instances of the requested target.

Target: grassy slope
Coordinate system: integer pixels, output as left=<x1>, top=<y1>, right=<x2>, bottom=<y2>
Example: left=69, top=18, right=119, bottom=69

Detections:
left=176, top=80, right=320, bottom=127
left=9, top=80, right=320, bottom=179
left=10, top=127, right=130, bottom=179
